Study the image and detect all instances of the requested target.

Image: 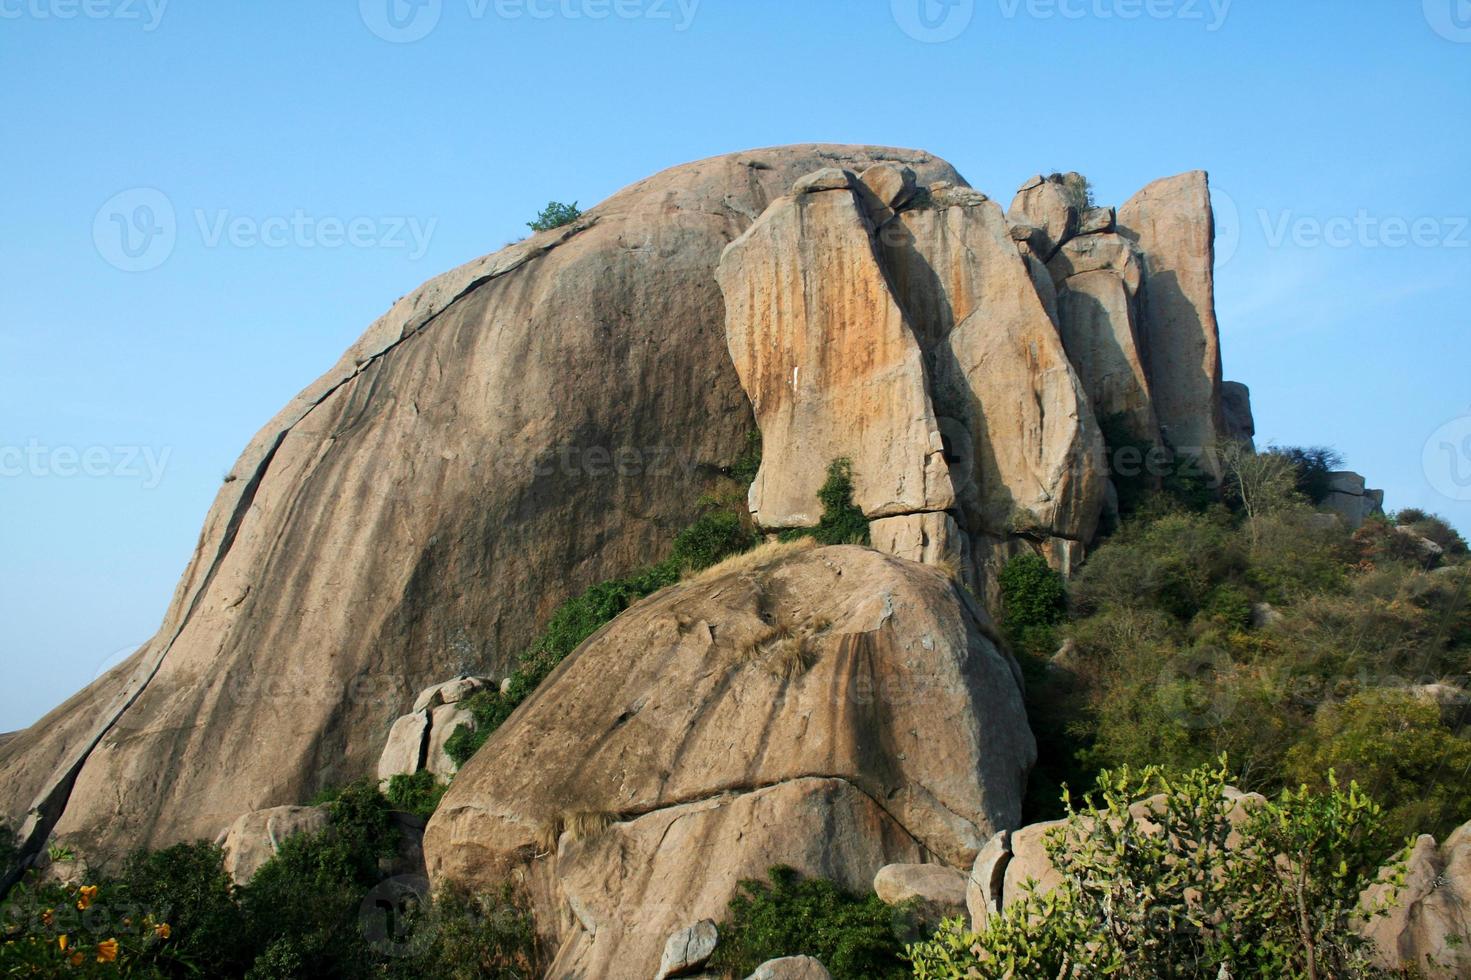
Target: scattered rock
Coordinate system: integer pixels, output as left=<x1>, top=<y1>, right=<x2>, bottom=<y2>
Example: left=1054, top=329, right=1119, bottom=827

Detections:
left=793, top=167, right=853, bottom=194
left=873, top=863, right=969, bottom=919
left=412, top=675, right=493, bottom=712
left=1250, top=602, right=1283, bottom=630
left=1396, top=525, right=1446, bottom=563
left=655, top=919, right=719, bottom=980
left=220, top=805, right=330, bottom=886
left=377, top=710, right=429, bottom=783
left=966, top=830, right=1011, bottom=931
left=747, top=956, right=833, bottom=979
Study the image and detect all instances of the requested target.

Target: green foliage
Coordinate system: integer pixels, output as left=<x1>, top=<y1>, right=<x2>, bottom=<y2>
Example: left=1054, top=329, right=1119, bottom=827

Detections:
left=908, top=761, right=1402, bottom=979
left=998, top=553, right=1066, bottom=658
left=669, top=510, right=758, bottom=572
left=1396, top=508, right=1469, bottom=558
left=111, top=842, right=249, bottom=974
left=1278, top=445, right=1346, bottom=504
left=728, top=429, right=762, bottom=488
left=382, top=883, right=546, bottom=980
left=1285, top=691, right=1471, bottom=841
left=0, top=877, right=187, bottom=977
left=384, top=770, right=448, bottom=820
left=0, top=822, right=15, bottom=873
left=781, top=459, right=870, bottom=547
left=526, top=200, right=581, bottom=232
left=708, top=866, right=909, bottom=979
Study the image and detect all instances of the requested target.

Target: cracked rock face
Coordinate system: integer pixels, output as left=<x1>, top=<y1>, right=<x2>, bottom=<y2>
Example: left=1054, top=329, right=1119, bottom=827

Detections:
left=0, top=145, right=965, bottom=869
left=424, top=543, right=1035, bottom=977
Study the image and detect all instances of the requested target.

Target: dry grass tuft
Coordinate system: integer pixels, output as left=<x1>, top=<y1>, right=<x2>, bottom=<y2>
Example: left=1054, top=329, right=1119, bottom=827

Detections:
left=934, top=555, right=964, bottom=582
left=684, top=536, right=817, bottom=584
left=562, top=810, right=617, bottom=842
left=743, top=612, right=824, bottom=680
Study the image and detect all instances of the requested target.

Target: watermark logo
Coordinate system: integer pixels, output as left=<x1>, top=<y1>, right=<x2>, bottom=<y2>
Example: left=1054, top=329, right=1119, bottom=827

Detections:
left=892, top=0, right=974, bottom=42
left=0, top=0, right=168, bottom=31
left=94, top=188, right=438, bottom=271
left=360, top=0, right=442, bottom=42
left=1212, top=186, right=1241, bottom=267
left=1156, top=647, right=1235, bottom=729
left=1424, top=414, right=1471, bottom=502
left=93, top=188, right=176, bottom=273
left=996, top=0, right=1231, bottom=32
left=1425, top=0, right=1471, bottom=42
left=0, top=440, right=172, bottom=488
left=360, top=876, right=431, bottom=957
left=93, top=643, right=144, bottom=681
left=1257, top=209, right=1469, bottom=251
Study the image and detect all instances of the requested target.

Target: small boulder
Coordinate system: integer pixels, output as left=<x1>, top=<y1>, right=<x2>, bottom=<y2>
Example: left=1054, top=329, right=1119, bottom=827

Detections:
left=655, top=919, right=719, bottom=980
left=412, top=675, right=493, bottom=713
left=425, top=703, right=475, bottom=777
left=1008, top=174, right=1082, bottom=260
left=793, top=168, right=852, bottom=194
left=377, top=709, right=429, bottom=783
left=1250, top=602, right=1283, bottom=630
left=747, top=956, right=832, bottom=980
left=1079, top=206, right=1116, bottom=235
left=873, top=863, right=968, bottom=920
left=859, top=163, right=917, bottom=211
left=220, top=805, right=330, bottom=885
left=966, top=830, right=1011, bottom=932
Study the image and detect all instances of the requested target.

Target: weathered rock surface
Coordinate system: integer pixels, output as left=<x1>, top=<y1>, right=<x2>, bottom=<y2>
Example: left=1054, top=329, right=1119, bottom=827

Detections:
left=966, top=830, right=1011, bottom=931
left=879, top=189, right=1107, bottom=548
left=1055, top=270, right=1158, bottom=445
left=1361, top=823, right=1471, bottom=977
left=748, top=955, right=833, bottom=979
left=1220, top=380, right=1255, bottom=447
left=218, top=804, right=330, bottom=886
left=1323, top=470, right=1386, bottom=529
left=718, top=176, right=954, bottom=528
left=1118, top=171, right=1224, bottom=462
left=412, top=675, right=493, bottom=713
left=656, top=919, right=719, bottom=980
left=1007, top=174, right=1082, bottom=260
left=873, top=862, right=969, bottom=919
left=0, top=145, right=966, bottom=869
left=424, top=544, right=1034, bottom=977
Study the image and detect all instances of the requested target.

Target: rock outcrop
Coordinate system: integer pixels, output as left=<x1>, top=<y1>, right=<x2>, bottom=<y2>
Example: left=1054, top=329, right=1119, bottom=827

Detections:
left=377, top=675, right=493, bottom=783
left=218, top=804, right=330, bottom=886
left=1362, top=823, right=1471, bottom=977
left=1323, top=471, right=1386, bottom=529
left=424, top=543, right=1035, bottom=977
left=0, top=145, right=965, bottom=873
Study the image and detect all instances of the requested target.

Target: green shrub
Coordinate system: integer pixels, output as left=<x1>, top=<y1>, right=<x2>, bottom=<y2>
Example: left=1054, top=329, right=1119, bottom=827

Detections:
left=909, top=761, right=1401, bottom=979
left=526, top=200, right=581, bottom=232
left=1278, top=445, right=1346, bottom=504
left=0, top=822, right=15, bottom=873
left=708, top=866, right=909, bottom=979
left=382, top=883, right=545, bottom=980
left=999, top=553, right=1066, bottom=633
left=782, top=459, right=870, bottom=547
left=669, top=511, right=758, bottom=571
left=384, top=770, right=448, bottom=820
left=1284, top=691, right=1471, bottom=841
left=1396, top=509, right=1469, bottom=558
left=728, top=429, right=762, bottom=488
left=109, top=842, right=248, bottom=975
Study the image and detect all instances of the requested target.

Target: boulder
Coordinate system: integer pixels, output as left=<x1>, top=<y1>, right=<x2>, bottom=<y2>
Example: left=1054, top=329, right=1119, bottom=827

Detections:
left=1249, top=602, right=1283, bottom=630
left=1322, top=471, right=1385, bottom=529
left=656, top=919, right=719, bottom=980
left=868, top=512, right=966, bottom=569
left=966, top=830, right=1011, bottom=931
left=718, top=182, right=955, bottom=529
left=1045, top=233, right=1143, bottom=293
left=425, top=544, right=1035, bottom=977
left=219, top=805, right=330, bottom=886
left=1220, top=380, right=1255, bottom=447
left=0, top=144, right=967, bottom=865
left=425, top=703, right=474, bottom=778
left=412, top=675, right=492, bottom=713
left=1396, top=525, right=1446, bottom=563
left=1079, top=206, right=1116, bottom=235
left=859, top=162, right=917, bottom=211
left=748, top=956, right=833, bottom=979
left=1055, top=270, right=1159, bottom=446
left=1007, top=174, right=1082, bottom=260
left=879, top=186, right=1107, bottom=548
left=1361, top=824, right=1471, bottom=977
left=873, top=862, right=969, bottom=919
left=793, top=167, right=854, bottom=194
left=1118, top=172, right=1224, bottom=464
left=377, top=709, right=429, bottom=783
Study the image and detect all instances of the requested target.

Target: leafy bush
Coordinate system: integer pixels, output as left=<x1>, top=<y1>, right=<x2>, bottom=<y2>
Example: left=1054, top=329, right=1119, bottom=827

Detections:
left=1284, top=690, right=1471, bottom=841
left=1277, top=445, right=1346, bottom=504
left=109, top=842, right=248, bottom=974
left=669, top=511, right=758, bottom=572
left=384, top=770, right=448, bottom=820
left=908, top=761, right=1402, bottom=979
left=708, top=866, right=909, bottom=979
left=998, top=553, right=1066, bottom=656
left=526, top=200, right=581, bottom=232
left=0, top=877, right=186, bottom=977
left=383, top=883, right=545, bottom=980
left=0, top=822, right=15, bottom=874
left=782, top=458, right=870, bottom=546
left=1396, top=508, right=1469, bottom=558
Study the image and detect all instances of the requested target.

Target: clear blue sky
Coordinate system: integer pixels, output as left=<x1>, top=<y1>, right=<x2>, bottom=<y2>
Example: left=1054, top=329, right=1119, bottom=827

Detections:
left=2, top=0, right=1468, bottom=731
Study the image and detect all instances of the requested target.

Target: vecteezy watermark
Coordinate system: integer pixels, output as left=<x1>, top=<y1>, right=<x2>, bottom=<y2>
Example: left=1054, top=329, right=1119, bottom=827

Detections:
left=1424, top=414, right=1471, bottom=502
left=360, top=0, right=700, bottom=43
left=93, top=188, right=438, bottom=271
left=996, top=0, right=1231, bottom=31
left=1257, top=209, right=1470, bottom=251
left=360, top=876, right=432, bottom=957
left=0, top=0, right=168, bottom=30
left=1424, top=0, right=1471, bottom=43
left=891, top=0, right=975, bottom=42
left=0, top=441, right=171, bottom=488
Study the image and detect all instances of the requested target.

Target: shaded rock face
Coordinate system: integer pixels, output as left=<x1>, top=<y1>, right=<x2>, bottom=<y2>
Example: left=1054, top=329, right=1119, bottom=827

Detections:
left=1323, top=470, right=1386, bottom=529
left=1362, top=823, right=1471, bottom=977
left=424, top=544, right=1035, bottom=978
left=0, top=145, right=964, bottom=871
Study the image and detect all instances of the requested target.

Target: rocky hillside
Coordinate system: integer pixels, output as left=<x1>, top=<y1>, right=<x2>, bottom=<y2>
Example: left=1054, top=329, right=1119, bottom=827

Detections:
left=2, top=145, right=1258, bottom=965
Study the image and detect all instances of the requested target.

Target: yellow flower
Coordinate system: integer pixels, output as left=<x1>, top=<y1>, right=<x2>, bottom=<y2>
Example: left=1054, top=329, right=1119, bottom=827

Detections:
left=57, top=934, right=68, bottom=951
left=68, top=951, right=83, bottom=967
left=96, top=938, right=119, bottom=963
left=153, top=923, right=171, bottom=940
left=75, top=885, right=98, bottom=911
left=40, top=909, right=53, bottom=927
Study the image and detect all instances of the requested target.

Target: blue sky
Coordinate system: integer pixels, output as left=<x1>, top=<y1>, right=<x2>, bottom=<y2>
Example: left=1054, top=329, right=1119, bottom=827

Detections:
left=2, top=0, right=1468, bottom=731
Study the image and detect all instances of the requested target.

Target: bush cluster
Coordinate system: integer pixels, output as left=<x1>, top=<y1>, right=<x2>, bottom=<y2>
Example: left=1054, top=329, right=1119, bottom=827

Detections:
left=780, top=458, right=870, bottom=547
left=709, top=865, right=910, bottom=979
left=526, top=200, right=581, bottom=232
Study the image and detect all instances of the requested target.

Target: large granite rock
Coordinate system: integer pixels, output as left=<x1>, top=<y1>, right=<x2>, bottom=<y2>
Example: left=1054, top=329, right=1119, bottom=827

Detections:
left=218, top=804, right=330, bottom=886
left=1323, top=470, right=1386, bottom=529
left=873, top=862, right=969, bottom=919
left=1118, top=172, right=1224, bottom=465
left=0, top=145, right=966, bottom=869
left=1360, top=824, right=1471, bottom=977
left=879, top=188, right=1107, bottom=550
left=717, top=174, right=954, bottom=528
left=424, top=543, right=1034, bottom=977
left=1007, top=174, right=1083, bottom=260
left=1055, top=270, right=1159, bottom=446
left=748, top=955, right=833, bottom=979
